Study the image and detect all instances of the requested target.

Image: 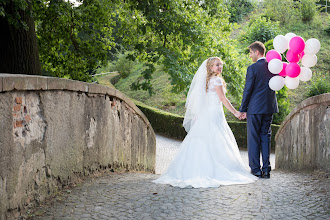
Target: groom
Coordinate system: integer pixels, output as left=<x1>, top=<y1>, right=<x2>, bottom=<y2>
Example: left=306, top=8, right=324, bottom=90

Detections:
left=239, top=41, right=278, bottom=179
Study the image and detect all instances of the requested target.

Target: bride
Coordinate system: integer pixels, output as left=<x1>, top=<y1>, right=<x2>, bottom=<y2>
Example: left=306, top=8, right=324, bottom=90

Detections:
left=153, top=57, right=257, bottom=188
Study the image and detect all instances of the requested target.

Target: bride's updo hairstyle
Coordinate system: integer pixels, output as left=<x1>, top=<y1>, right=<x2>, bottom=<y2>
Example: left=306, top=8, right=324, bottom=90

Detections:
left=206, top=57, right=227, bottom=92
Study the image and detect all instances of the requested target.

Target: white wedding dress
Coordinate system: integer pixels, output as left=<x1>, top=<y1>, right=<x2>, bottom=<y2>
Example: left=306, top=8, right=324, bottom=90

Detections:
left=153, top=76, right=257, bottom=188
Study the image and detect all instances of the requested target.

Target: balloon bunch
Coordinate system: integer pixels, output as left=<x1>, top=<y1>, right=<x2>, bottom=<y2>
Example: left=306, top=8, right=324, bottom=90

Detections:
left=267, top=33, right=321, bottom=91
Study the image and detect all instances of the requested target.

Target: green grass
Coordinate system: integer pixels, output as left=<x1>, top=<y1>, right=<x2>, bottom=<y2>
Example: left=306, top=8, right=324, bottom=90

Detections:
left=109, top=65, right=188, bottom=116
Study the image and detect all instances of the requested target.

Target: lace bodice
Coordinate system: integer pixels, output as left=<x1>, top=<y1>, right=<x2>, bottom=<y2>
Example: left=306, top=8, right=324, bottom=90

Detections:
left=207, top=76, right=223, bottom=93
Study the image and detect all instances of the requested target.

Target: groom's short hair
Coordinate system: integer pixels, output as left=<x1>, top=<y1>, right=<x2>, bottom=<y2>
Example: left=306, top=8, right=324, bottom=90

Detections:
left=248, top=41, right=266, bottom=55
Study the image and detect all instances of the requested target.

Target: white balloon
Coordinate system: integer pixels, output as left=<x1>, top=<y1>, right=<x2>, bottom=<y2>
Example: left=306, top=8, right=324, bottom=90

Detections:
left=304, top=38, right=321, bottom=55
left=301, top=54, right=317, bottom=67
left=285, top=76, right=300, bottom=89
left=269, top=76, right=285, bottom=91
left=285, top=33, right=296, bottom=43
left=299, top=67, right=312, bottom=81
left=273, top=35, right=288, bottom=54
left=268, top=59, right=283, bottom=74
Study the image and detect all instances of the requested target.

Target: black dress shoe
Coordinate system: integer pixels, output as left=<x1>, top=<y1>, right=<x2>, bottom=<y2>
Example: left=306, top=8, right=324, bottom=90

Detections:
left=251, top=171, right=262, bottom=178
left=262, top=171, right=270, bottom=179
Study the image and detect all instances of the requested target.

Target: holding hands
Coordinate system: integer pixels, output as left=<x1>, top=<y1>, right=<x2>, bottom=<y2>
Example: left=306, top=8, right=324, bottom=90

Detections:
left=234, top=111, right=247, bottom=120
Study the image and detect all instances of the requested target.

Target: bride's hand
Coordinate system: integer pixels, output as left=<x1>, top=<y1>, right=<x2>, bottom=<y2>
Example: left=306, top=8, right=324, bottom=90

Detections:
left=234, top=111, right=241, bottom=119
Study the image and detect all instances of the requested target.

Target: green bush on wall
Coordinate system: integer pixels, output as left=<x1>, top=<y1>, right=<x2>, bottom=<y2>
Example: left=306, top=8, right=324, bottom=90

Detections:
left=135, top=101, right=280, bottom=150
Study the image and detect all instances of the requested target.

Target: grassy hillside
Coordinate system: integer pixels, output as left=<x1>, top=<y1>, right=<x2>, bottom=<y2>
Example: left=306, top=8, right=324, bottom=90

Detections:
left=112, top=66, right=187, bottom=116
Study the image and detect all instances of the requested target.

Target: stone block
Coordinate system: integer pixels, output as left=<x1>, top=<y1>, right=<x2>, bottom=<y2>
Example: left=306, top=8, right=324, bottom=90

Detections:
left=1, top=74, right=48, bottom=91
left=114, top=90, right=126, bottom=101
left=47, top=77, right=88, bottom=92
left=88, top=83, right=116, bottom=96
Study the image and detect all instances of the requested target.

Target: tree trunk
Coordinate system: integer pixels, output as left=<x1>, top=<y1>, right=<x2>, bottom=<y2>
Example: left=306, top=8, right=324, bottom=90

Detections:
left=0, top=2, right=41, bottom=75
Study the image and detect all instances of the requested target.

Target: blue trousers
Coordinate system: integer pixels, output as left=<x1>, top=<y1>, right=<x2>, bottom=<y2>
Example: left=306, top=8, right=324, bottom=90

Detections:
left=247, top=114, right=273, bottom=174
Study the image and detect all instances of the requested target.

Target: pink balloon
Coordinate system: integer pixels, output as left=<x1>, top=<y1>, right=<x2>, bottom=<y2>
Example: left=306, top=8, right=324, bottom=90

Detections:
left=298, top=51, right=305, bottom=60
left=279, top=62, right=288, bottom=77
left=289, top=36, right=305, bottom=54
left=286, top=50, right=299, bottom=63
left=286, top=63, right=301, bottom=78
left=266, top=50, right=282, bottom=62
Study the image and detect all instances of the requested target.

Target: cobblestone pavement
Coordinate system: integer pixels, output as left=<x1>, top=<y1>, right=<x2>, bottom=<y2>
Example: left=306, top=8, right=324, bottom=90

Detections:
left=31, top=135, right=329, bottom=220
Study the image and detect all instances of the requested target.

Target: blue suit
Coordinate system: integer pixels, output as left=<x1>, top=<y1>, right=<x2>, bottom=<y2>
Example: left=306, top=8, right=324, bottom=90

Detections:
left=240, top=58, right=278, bottom=174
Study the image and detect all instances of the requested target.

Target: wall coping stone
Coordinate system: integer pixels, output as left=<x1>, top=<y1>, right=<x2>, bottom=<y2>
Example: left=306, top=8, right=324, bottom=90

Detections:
left=275, top=93, right=330, bottom=140
left=0, top=73, right=151, bottom=127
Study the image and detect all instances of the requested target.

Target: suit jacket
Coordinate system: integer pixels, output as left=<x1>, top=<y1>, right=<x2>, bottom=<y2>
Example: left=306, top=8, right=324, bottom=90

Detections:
left=240, top=58, right=279, bottom=114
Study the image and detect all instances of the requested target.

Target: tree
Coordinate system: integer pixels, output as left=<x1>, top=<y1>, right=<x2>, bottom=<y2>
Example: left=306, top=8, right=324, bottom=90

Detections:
left=0, top=0, right=41, bottom=74
left=1, top=0, right=247, bottom=99
left=33, top=0, right=115, bottom=81
left=117, top=0, right=247, bottom=96
left=1, top=0, right=115, bottom=80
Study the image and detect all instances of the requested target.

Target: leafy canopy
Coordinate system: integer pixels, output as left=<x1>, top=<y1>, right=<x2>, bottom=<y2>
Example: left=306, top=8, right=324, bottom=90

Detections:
left=1, top=0, right=247, bottom=97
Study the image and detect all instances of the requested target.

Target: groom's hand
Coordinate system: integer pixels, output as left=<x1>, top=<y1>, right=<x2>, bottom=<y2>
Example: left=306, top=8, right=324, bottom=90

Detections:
left=240, top=112, right=247, bottom=120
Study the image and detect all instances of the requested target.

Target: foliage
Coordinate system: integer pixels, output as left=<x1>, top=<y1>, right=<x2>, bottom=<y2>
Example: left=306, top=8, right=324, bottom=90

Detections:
left=307, top=75, right=330, bottom=97
left=225, top=0, right=258, bottom=23
left=0, top=0, right=30, bottom=30
left=273, top=87, right=290, bottom=125
left=264, top=39, right=274, bottom=51
left=263, top=0, right=297, bottom=24
left=116, top=0, right=248, bottom=96
left=33, top=0, right=116, bottom=82
left=114, top=64, right=187, bottom=115
left=2, top=0, right=248, bottom=99
left=240, top=16, right=281, bottom=44
left=298, top=0, right=319, bottom=22
left=112, top=51, right=142, bottom=78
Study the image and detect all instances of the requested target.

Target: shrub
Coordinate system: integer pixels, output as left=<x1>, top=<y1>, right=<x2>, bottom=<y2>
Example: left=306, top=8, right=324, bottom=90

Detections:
left=264, top=39, right=274, bottom=51
left=307, top=75, right=330, bottom=97
left=242, top=16, right=281, bottom=44
left=299, top=0, right=318, bottom=22
left=225, top=0, right=258, bottom=23
left=113, top=51, right=137, bottom=78
left=263, top=0, right=297, bottom=24
left=273, top=86, right=290, bottom=125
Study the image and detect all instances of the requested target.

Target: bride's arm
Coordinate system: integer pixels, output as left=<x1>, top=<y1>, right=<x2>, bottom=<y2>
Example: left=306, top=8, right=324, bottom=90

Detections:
left=215, top=86, right=241, bottom=118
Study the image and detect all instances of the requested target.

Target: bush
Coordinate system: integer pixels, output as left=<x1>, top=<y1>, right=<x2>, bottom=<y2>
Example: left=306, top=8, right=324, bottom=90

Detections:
left=241, top=16, right=281, bottom=44
left=113, top=51, right=138, bottom=78
left=273, top=86, right=290, bottom=125
left=264, top=39, right=274, bottom=51
left=225, top=0, right=258, bottom=23
left=299, top=0, right=318, bottom=22
left=135, top=101, right=187, bottom=140
left=307, top=75, right=330, bottom=97
left=135, top=100, right=280, bottom=149
left=263, top=0, right=297, bottom=24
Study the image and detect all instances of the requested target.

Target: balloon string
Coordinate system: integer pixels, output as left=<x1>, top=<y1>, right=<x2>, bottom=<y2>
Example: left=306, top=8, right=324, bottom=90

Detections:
left=283, top=53, right=288, bottom=63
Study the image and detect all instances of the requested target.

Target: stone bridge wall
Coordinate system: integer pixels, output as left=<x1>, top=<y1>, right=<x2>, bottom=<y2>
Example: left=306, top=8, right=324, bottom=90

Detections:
left=275, top=93, right=330, bottom=172
left=0, top=74, right=156, bottom=219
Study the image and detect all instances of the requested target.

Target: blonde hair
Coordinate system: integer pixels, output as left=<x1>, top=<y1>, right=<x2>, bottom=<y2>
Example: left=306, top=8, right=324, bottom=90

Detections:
left=206, top=57, right=227, bottom=92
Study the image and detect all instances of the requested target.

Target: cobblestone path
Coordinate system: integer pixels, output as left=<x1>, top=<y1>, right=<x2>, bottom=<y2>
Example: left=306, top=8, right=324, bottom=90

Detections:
left=31, top=135, right=329, bottom=220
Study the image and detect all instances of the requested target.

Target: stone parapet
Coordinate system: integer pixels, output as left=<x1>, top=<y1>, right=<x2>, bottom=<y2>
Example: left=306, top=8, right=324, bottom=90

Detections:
left=275, top=93, right=330, bottom=172
left=0, top=74, right=156, bottom=220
